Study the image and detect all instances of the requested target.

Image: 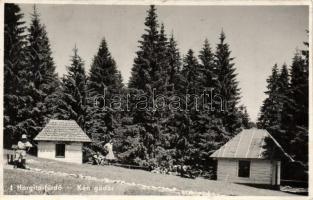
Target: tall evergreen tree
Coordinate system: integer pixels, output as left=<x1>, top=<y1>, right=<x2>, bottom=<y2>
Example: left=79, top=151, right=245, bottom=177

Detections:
left=88, top=39, right=123, bottom=97
left=167, top=33, right=181, bottom=91
left=157, top=33, right=183, bottom=168
left=282, top=51, right=308, bottom=164
left=171, top=50, right=201, bottom=169
left=258, top=61, right=307, bottom=161
left=4, top=3, right=26, bottom=94
left=4, top=6, right=59, bottom=146
left=121, top=5, right=171, bottom=167
left=289, top=52, right=308, bottom=128
left=214, top=31, right=241, bottom=135
left=86, top=38, right=124, bottom=151
left=179, top=48, right=228, bottom=172
left=257, top=64, right=280, bottom=129
left=199, top=39, right=216, bottom=90
left=259, top=64, right=289, bottom=132
left=276, top=63, right=290, bottom=127
left=22, top=6, right=59, bottom=141
left=56, top=46, right=87, bottom=130
left=26, top=7, right=58, bottom=92
left=4, top=3, right=27, bottom=147
left=153, top=23, right=170, bottom=94
left=128, top=5, right=159, bottom=91
left=181, top=49, right=200, bottom=95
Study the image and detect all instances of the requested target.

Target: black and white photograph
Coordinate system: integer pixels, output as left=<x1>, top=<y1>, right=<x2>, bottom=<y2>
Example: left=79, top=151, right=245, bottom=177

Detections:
left=2, top=0, right=311, bottom=196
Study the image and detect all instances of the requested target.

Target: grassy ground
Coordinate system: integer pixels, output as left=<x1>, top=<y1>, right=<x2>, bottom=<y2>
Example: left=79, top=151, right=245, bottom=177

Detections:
left=3, top=152, right=296, bottom=196
left=4, top=168, right=171, bottom=195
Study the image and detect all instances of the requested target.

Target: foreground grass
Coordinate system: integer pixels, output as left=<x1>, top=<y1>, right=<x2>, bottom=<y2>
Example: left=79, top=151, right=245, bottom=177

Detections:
left=4, top=168, right=173, bottom=195
left=3, top=153, right=295, bottom=196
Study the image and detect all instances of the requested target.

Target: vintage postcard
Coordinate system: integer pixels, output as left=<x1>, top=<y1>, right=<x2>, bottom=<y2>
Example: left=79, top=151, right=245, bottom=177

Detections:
left=1, top=0, right=311, bottom=198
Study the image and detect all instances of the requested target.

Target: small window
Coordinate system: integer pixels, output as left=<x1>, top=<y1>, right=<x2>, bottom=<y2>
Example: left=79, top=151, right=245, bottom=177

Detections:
left=55, top=143, right=65, bottom=158
left=238, top=160, right=250, bottom=177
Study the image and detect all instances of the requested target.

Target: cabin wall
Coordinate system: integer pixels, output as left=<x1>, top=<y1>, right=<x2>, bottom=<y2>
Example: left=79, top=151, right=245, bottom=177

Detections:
left=216, top=158, right=278, bottom=185
left=37, top=141, right=82, bottom=164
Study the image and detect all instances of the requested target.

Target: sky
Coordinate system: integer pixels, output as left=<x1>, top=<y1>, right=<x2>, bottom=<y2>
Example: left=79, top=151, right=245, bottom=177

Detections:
left=18, top=4, right=309, bottom=122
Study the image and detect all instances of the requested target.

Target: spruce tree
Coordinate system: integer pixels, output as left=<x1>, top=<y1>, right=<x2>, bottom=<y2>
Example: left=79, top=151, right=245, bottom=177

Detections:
left=259, top=64, right=289, bottom=134
left=214, top=31, right=241, bottom=135
left=258, top=64, right=293, bottom=163
left=56, top=46, right=87, bottom=130
left=181, top=49, right=200, bottom=95
left=199, top=39, right=216, bottom=90
left=4, top=3, right=27, bottom=147
left=22, top=6, right=59, bottom=141
left=167, top=33, right=181, bottom=91
left=4, top=6, right=59, bottom=146
left=128, top=5, right=159, bottom=91
left=156, top=33, right=183, bottom=168
left=278, top=64, right=289, bottom=98
left=170, top=50, right=201, bottom=170
left=4, top=3, right=26, bottom=94
left=87, top=38, right=123, bottom=151
left=179, top=48, right=229, bottom=172
left=26, top=7, right=58, bottom=93
left=153, top=23, right=169, bottom=94
left=257, top=64, right=280, bottom=129
left=283, top=51, right=308, bottom=164
left=176, top=50, right=198, bottom=169
left=277, top=63, right=290, bottom=126
left=122, top=5, right=170, bottom=167
left=88, top=39, right=123, bottom=97
left=289, top=52, right=308, bottom=128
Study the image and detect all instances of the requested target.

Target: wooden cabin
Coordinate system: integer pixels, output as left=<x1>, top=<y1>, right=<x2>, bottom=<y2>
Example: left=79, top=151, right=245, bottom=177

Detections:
left=34, top=120, right=91, bottom=164
left=210, top=128, right=293, bottom=186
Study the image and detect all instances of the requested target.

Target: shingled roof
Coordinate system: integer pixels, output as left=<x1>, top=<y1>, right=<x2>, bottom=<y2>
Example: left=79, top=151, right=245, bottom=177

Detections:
left=210, top=128, right=293, bottom=161
left=34, top=120, right=91, bottom=142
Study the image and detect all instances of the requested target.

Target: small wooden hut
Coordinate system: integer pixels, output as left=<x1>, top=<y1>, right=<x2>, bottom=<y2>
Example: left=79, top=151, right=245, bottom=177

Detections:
left=210, top=128, right=293, bottom=186
left=34, top=120, right=91, bottom=164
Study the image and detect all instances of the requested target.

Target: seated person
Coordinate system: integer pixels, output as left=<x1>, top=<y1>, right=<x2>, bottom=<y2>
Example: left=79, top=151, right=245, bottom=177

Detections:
left=14, top=134, right=33, bottom=169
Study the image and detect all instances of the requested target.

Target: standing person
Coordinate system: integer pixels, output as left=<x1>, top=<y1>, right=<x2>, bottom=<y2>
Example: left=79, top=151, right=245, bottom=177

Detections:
left=15, top=134, right=33, bottom=169
left=103, top=139, right=116, bottom=164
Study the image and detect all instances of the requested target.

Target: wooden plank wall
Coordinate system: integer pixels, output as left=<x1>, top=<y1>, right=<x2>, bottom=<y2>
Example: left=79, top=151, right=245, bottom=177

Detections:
left=38, top=141, right=83, bottom=164
left=217, top=158, right=274, bottom=184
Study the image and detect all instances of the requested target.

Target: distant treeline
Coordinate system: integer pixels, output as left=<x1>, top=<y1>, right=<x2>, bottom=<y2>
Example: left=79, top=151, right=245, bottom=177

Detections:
left=4, top=4, right=308, bottom=175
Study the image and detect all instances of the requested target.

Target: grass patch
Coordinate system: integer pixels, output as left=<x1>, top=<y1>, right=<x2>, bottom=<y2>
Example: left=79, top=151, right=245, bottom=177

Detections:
left=4, top=168, right=172, bottom=195
left=3, top=152, right=296, bottom=196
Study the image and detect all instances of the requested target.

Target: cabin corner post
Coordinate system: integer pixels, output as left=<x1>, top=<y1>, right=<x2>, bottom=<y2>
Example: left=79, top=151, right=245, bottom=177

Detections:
left=271, top=161, right=276, bottom=185
left=271, top=160, right=281, bottom=187
left=276, top=161, right=281, bottom=186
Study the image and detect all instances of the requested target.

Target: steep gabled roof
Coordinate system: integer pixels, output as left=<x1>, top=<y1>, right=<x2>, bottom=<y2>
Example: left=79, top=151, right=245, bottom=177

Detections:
left=210, top=128, right=293, bottom=161
left=34, top=120, right=91, bottom=142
